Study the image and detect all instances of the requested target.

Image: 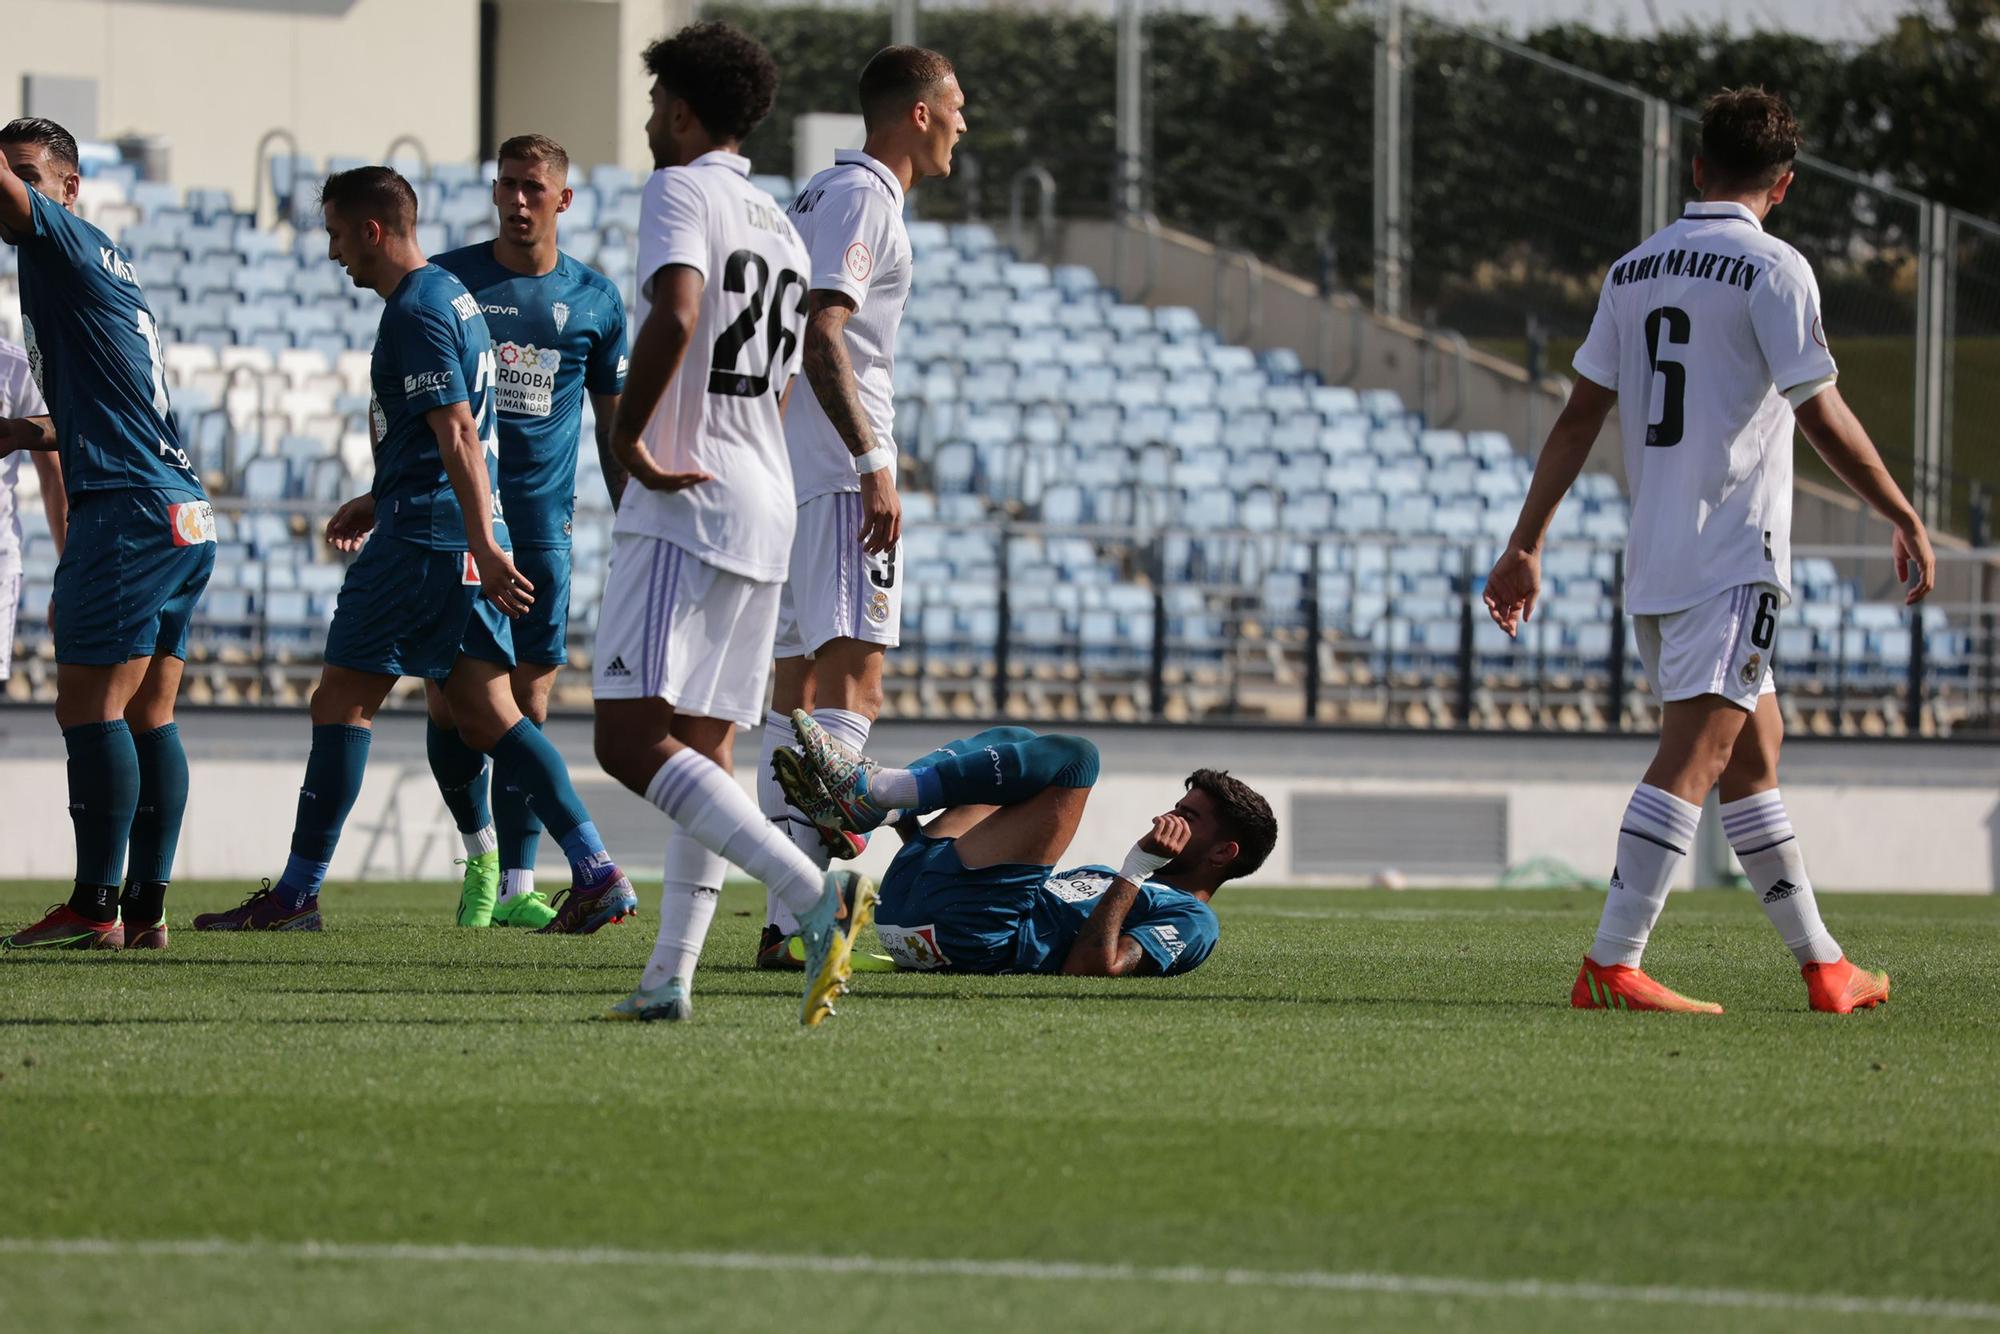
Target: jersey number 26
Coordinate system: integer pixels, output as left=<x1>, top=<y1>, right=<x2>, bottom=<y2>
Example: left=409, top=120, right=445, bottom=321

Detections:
left=708, top=249, right=806, bottom=399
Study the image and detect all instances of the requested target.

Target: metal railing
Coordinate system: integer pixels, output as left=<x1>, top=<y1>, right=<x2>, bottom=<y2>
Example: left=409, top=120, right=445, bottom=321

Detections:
left=18, top=508, right=1992, bottom=737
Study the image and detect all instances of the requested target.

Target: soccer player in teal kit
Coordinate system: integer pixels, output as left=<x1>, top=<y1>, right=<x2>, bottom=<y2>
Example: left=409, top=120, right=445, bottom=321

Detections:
left=780, top=717, right=1278, bottom=978
left=195, top=167, right=636, bottom=934
left=426, top=134, right=628, bottom=930
left=0, top=118, right=212, bottom=952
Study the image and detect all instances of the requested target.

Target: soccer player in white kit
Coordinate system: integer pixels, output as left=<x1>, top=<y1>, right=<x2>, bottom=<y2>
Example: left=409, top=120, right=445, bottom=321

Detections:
left=1484, top=88, right=1935, bottom=1015
left=0, top=335, right=67, bottom=684
left=591, top=21, right=874, bottom=1027
left=756, top=46, right=968, bottom=968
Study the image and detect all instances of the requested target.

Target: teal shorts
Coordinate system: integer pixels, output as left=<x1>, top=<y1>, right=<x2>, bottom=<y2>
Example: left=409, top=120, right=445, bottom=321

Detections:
left=323, top=534, right=514, bottom=681
left=54, top=488, right=215, bottom=666
left=877, top=832, right=1051, bottom=974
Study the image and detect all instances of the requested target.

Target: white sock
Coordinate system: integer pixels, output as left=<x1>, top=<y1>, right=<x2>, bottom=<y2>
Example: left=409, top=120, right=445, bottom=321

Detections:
left=1589, top=784, right=1701, bottom=968
left=869, top=766, right=920, bottom=809
left=1720, top=788, right=1841, bottom=965
left=758, top=710, right=823, bottom=933
left=640, top=826, right=726, bottom=991
left=644, top=748, right=827, bottom=920
left=810, top=706, right=873, bottom=753
left=462, top=826, right=497, bottom=858
left=498, top=868, right=535, bottom=905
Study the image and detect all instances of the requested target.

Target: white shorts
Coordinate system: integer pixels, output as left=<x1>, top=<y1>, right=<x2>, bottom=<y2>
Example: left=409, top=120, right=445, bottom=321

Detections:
left=773, top=491, right=902, bottom=659
left=591, top=533, right=780, bottom=729
left=1633, top=583, right=1779, bottom=712
left=0, top=562, right=18, bottom=680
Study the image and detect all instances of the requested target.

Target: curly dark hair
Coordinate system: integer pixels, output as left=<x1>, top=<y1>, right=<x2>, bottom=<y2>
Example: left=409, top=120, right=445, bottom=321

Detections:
left=0, top=117, right=80, bottom=173
left=1186, top=769, right=1278, bottom=882
left=642, top=21, right=780, bottom=144
left=1699, top=87, right=1802, bottom=193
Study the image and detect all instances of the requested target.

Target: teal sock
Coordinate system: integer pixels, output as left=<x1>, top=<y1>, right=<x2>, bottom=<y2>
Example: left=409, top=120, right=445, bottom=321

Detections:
left=64, top=720, right=139, bottom=919
left=493, top=722, right=543, bottom=872
left=127, top=722, right=189, bottom=883
left=907, top=726, right=1040, bottom=768
left=426, top=719, right=492, bottom=835
left=906, top=733, right=1099, bottom=812
left=488, top=719, right=605, bottom=880
left=289, top=722, right=372, bottom=866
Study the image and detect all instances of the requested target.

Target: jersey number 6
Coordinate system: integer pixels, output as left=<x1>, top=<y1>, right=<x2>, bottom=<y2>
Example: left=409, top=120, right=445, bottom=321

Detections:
left=1642, top=305, right=1690, bottom=449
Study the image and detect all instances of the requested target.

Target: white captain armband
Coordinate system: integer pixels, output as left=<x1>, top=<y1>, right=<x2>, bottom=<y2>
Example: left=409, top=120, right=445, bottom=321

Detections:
left=853, top=446, right=892, bottom=474
left=1783, top=374, right=1837, bottom=409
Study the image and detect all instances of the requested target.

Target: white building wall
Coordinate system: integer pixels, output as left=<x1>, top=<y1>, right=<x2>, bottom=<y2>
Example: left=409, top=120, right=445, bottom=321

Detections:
left=0, top=0, right=479, bottom=206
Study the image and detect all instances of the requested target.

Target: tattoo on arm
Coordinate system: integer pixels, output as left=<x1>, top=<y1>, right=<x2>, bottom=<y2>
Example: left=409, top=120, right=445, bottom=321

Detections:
left=802, top=300, right=876, bottom=459
left=1061, top=876, right=1146, bottom=977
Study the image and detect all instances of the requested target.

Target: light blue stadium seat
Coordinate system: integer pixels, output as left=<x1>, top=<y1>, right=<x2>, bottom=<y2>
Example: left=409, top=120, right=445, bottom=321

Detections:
left=1259, top=347, right=1304, bottom=380
left=749, top=173, right=792, bottom=203
left=186, top=188, right=234, bottom=221
left=1154, top=306, right=1202, bottom=340
left=1263, top=383, right=1309, bottom=415
left=589, top=164, right=639, bottom=196
left=130, top=180, right=181, bottom=216
left=952, top=222, right=999, bottom=255
left=240, top=457, right=292, bottom=501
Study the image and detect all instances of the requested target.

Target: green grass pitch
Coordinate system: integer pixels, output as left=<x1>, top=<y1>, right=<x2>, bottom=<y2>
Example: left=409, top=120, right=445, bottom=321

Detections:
left=2, top=881, right=1996, bottom=1332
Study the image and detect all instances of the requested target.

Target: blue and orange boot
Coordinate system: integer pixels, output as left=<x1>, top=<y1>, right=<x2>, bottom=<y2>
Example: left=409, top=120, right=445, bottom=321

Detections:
left=535, top=866, right=639, bottom=936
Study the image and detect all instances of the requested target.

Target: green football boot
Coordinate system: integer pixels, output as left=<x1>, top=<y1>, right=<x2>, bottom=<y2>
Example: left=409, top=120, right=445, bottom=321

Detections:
left=491, top=888, right=558, bottom=929
left=454, top=852, right=500, bottom=928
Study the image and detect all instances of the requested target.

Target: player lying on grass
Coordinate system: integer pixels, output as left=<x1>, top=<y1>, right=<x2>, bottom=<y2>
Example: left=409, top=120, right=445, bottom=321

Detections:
left=1484, top=88, right=1926, bottom=1014
left=777, top=719, right=1277, bottom=977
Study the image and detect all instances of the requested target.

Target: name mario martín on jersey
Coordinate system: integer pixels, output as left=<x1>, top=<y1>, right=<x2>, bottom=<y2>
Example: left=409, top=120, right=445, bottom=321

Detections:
left=99, top=247, right=139, bottom=284
left=1610, top=245, right=1763, bottom=292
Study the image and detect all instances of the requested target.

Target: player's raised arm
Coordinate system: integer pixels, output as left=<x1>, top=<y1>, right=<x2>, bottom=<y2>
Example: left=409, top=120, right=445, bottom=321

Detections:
left=1061, top=814, right=1191, bottom=978
left=1484, top=376, right=1617, bottom=636
left=1794, top=387, right=1935, bottom=603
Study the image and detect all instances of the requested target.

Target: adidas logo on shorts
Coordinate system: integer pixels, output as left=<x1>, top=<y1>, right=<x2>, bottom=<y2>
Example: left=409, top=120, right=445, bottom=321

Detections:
left=604, top=656, right=631, bottom=678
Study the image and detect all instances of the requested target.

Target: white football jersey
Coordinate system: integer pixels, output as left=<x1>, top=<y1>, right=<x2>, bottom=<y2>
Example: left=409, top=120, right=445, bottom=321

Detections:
left=0, top=337, right=50, bottom=563
left=782, top=150, right=912, bottom=504
left=1574, top=201, right=1836, bottom=615
left=614, top=151, right=810, bottom=583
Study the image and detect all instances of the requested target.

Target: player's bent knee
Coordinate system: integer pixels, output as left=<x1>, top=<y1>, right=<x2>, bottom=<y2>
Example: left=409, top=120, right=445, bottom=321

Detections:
left=1049, top=735, right=1101, bottom=788
left=592, top=718, right=646, bottom=789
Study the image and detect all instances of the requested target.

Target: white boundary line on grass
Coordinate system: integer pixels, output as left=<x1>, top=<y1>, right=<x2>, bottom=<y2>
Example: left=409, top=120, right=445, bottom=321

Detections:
left=2, top=1237, right=1997, bottom=1322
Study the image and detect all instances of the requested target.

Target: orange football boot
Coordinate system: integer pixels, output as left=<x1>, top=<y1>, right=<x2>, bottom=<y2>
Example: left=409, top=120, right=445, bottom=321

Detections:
left=1571, top=956, right=1724, bottom=1014
left=1803, top=958, right=1890, bottom=1013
